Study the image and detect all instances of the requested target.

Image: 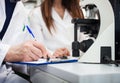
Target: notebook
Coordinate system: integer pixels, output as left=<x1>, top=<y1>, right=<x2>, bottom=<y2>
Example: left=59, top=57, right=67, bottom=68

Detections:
left=13, top=58, right=78, bottom=66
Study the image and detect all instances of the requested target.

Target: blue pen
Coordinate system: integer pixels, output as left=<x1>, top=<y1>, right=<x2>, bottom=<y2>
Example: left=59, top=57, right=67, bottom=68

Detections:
left=25, top=25, right=35, bottom=39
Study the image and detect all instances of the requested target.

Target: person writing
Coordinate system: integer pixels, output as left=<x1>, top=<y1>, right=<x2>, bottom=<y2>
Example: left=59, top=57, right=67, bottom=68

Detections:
left=0, top=0, right=48, bottom=83
left=29, top=0, right=93, bottom=57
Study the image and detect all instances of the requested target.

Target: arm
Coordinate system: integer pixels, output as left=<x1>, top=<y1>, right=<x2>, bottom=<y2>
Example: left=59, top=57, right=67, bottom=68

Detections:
left=0, top=41, right=48, bottom=75
left=1, top=40, right=48, bottom=66
left=4, top=40, right=48, bottom=62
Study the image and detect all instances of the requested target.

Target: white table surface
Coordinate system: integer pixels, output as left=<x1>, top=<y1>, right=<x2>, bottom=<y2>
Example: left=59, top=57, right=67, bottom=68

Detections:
left=30, top=63, right=120, bottom=83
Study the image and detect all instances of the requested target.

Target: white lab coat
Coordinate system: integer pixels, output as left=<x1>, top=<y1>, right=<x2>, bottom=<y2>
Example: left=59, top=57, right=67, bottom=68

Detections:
left=29, top=7, right=92, bottom=55
left=0, top=1, right=30, bottom=83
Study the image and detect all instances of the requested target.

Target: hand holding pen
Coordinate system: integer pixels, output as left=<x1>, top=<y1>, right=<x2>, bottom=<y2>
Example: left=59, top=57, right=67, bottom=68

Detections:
left=23, top=25, right=69, bottom=61
left=22, top=25, right=49, bottom=59
left=5, top=40, right=48, bottom=62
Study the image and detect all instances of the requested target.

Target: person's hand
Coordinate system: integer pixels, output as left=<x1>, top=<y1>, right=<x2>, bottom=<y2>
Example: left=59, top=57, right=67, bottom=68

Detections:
left=4, top=40, right=48, bottom=62
left=53, top=48, right=70, bottom=58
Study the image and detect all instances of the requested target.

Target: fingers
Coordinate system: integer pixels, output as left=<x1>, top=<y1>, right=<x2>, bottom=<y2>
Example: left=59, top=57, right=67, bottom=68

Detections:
left=60, top=48, right=70, bottom=56
left=63, top=48, right=70, bottom=56
left=62, top=48, right=70, bottom=56
left=30, top=46, right=43, bottom=58
left=20, top=41, right=48, bottom=62
left=22, top=53, right=36, bottom=62
left=32, top=41, right=48, bottom=57
left=21, top=46, right=41, bottom=61
left=53, top=48, right=70, bottom=58
left=28, top=50, right=40, bottom=60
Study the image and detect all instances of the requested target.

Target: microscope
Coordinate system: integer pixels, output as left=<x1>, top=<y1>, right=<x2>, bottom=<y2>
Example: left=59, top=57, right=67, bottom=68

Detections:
left=73, top=0, right=115, bottom=64
left=72, top=18, right=99, bottom=57
left=72, top=3, right=100, bottom=57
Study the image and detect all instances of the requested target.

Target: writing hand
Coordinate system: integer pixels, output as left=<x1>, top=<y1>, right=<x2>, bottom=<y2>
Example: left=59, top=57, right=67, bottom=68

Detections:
left=4, top=40, right=48, bottom=62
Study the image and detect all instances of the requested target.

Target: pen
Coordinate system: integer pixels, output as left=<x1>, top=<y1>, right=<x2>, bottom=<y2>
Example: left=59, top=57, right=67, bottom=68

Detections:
left=25, top=25, right=35, bottom=39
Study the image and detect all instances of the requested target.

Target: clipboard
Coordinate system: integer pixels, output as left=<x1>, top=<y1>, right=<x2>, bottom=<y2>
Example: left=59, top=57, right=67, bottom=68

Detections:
left=13, top=58, right=78, bottom=66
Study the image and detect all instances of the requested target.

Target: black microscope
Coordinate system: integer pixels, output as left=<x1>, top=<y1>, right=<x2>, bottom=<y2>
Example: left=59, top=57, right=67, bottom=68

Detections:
left=71, top=18, right=100, bottom=57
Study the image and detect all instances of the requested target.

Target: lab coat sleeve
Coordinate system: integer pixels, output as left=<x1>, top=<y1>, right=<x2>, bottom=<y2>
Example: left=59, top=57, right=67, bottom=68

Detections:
left=0, top=43, right=10, bottom=66
left=29, top=8, right=53, bottom=55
